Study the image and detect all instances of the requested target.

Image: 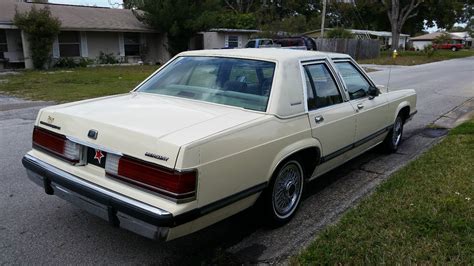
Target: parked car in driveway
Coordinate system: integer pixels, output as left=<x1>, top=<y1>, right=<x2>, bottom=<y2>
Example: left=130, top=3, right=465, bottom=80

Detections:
left=22, top=48, right=417, bottom=241
left=245, top=38, right=276, bottom=48
left=273, top=36, right=317, bottom=50
left=433, top=41, right=464, bottom=51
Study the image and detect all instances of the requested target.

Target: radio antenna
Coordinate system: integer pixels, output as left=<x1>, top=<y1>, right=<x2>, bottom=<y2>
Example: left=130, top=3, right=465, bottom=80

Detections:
left=386, top=64, right=392, bottom=92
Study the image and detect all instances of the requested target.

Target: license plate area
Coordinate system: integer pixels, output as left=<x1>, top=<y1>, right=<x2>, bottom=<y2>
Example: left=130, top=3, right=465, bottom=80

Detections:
left=86, top=147, right=107, bottom=168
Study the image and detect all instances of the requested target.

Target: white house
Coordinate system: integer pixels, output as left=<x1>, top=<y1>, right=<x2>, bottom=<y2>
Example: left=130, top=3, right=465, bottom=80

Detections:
left=189, top=28, right=260, bottom=50
left=0, top=0, right=171, bottom=69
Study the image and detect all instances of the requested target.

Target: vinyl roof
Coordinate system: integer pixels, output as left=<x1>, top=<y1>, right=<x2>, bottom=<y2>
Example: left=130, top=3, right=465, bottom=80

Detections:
left=179, top=48, right=351, bottom=62
left=0, top=0, right=155, bottom=32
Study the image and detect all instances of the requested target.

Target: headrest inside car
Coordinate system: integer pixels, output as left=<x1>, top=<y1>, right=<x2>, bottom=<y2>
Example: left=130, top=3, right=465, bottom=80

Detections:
left=223, top=81, right=247, bottom=92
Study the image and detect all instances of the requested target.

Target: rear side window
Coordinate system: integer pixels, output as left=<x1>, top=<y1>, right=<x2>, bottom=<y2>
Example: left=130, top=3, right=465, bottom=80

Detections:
left=335, top=62, right=372, bottom=100
left=304, top=64, right=343, bottom=110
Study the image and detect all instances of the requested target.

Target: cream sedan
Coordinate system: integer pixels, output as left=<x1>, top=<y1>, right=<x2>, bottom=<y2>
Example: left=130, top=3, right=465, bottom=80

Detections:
left=23, top=49, right=416, bottom=241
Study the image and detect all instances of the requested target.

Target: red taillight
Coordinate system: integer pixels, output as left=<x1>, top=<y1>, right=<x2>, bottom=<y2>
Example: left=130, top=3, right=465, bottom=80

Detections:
left=32, top=126, right=80, bottom=163
left=106, top=154, right=196, bottom=200
left=33, top=127, right=65, bottom=155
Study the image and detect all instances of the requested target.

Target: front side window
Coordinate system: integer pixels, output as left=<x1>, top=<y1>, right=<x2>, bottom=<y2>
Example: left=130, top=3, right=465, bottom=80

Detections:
left=124, top=32, right=140, bottom=56
left=58, top=31, right=80, bottom=57
left=304, top=63, right=343, bottom=110
left=137, top=56, right=276, bottom=111
left=335, top=61, right=371, bottom=100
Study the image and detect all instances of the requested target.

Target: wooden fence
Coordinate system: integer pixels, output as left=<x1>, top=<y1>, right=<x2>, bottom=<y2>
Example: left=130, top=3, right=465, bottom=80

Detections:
left=314, top=38, right=380, bottom=60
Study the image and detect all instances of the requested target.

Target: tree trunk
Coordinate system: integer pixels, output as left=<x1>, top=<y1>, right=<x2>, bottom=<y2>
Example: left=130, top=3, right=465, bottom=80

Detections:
left=383, top=0, right=421, bottom=52
left=391, top=25, right=400, bottom=50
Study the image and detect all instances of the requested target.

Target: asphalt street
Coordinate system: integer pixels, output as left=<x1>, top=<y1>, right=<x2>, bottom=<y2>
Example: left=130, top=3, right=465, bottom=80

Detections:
left=1, top=57, right=473, bottom=264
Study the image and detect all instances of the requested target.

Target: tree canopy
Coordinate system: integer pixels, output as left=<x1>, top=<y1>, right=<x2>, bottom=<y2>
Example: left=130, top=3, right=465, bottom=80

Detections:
left=128, top=0, right=473, bottom=54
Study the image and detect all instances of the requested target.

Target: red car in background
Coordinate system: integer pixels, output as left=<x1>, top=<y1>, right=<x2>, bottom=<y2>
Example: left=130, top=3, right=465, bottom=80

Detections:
left=433, top=41, right=464, bottom=51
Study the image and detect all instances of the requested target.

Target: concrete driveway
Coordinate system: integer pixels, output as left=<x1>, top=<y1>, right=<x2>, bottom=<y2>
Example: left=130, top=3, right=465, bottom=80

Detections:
left=1, top=57, right=473, bottom=264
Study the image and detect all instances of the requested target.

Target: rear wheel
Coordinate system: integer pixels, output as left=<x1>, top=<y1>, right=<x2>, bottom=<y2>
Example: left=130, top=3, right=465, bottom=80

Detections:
left=264, top=159, right=304, bottom=225
left=383, top=115, right=404, bottom=153
left=451, top=46, right=458, bottom=52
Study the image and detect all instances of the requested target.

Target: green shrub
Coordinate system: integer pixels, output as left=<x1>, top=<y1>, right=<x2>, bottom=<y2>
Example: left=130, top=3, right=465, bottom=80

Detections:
left=97, top=51, right=119, bottom=64
left=327, top=28, right=354, bottom=39
left=13, top=6, right=61, bottom=69
left=78, top=57, right=94, bottom=67
left=433, top=32, right=452, bottom=45
left=422, top=44, right=436, bottom=57
left=55, top=57, right=77, bottom=68
left=54, top=57, right=93, bottom=68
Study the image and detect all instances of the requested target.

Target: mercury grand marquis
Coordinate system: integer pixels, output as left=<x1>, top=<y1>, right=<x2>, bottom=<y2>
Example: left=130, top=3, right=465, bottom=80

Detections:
left=23, top=48, right=417, bottom=241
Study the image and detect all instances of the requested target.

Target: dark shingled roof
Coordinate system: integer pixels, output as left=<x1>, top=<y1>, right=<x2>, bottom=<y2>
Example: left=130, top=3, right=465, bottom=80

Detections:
left=0, top=0, right=155, bottom=33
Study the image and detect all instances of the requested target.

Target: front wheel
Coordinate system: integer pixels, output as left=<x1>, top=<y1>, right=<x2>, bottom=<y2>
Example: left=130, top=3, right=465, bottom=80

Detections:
left=264, top=159, right=304, bottom=225
left=451, top=46, right=458, bottom=52
left=383, top=116, right=404, bottom=153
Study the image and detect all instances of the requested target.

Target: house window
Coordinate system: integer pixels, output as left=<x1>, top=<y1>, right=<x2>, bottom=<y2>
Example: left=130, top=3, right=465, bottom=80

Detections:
left=58, top=31, right=80, bottom=57
left=227, top=35, right=239, bottom=48
left=124, top=32, right=140, bottom=56
left=0, top=30, right=7, bottom=55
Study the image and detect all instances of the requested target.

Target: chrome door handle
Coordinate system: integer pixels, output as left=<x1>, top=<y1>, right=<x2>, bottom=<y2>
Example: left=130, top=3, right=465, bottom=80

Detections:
left=315, top=115, right=324, bottom=123
left=357, top=104, right=364, bottom=110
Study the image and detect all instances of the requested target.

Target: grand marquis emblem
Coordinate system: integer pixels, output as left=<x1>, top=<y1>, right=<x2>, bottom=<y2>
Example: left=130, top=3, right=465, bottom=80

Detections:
left=145, top=152, right=169, bottom=162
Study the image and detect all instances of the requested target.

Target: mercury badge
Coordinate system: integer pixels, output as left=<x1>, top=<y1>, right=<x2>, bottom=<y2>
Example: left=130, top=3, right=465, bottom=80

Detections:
left=88, top=129, right=98, bottom=140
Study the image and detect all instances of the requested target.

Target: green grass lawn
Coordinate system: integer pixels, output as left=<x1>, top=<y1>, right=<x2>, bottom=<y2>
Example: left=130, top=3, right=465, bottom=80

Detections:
left=359, top=49, right=474, bottom=66
left=0, top=65, right=158, bottom=102
left=297, top=119, right=474, bottom=264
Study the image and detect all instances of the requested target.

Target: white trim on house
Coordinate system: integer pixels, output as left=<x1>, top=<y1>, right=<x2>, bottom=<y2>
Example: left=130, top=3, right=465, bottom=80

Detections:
left=118, top=32, right=125, bottom=57
left=80, top=31, right=88, bottom=58
left=52, top=36, right=60, bottom=58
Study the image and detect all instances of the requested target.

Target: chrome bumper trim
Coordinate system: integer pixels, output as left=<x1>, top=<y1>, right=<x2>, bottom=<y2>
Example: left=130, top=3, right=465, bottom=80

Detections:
left=23, top=154, right=172, bottom=240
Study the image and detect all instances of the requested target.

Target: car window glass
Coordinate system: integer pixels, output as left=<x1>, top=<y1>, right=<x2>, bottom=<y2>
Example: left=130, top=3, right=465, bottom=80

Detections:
left=137, top=56, right=276, bottom=112
left=245, top=41, right=255, bottom=48
left=229, top=65, right=258, bottom=85
left=187, top=63, right=218, bottom=88
left=335, top=62, right=371, bottom=100
left=304, top=71, right=317, bottom=110
left=304, top=64, right=343, bottom=109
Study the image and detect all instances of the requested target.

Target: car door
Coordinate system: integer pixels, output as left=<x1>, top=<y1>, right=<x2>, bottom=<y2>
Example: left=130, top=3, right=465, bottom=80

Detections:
left=333, top=60, right=389, bottom=143
left=302, top=61, right=356, bottom=176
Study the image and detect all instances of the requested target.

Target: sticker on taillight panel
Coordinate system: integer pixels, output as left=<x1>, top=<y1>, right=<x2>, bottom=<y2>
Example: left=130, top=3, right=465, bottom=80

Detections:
left=86, top=148, right=107, bottom=168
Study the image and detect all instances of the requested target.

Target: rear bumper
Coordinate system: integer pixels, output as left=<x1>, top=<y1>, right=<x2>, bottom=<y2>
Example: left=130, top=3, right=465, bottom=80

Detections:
left=22, top=154, right=174, bottom=241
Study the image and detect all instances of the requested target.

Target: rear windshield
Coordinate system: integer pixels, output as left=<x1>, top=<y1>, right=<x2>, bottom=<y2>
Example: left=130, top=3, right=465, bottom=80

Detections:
left=137, top=56, right=276, bottom=112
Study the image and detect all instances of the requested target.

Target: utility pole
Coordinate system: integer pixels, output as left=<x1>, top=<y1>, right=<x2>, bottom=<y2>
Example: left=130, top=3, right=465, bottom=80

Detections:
left=320, top=0, right=327, bottom=38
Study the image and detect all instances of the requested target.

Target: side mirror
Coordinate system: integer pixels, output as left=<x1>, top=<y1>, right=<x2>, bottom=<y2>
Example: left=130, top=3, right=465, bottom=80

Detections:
left=368, top=86, right=379, bottom=99
left=376, top=84, right=387, bottom=93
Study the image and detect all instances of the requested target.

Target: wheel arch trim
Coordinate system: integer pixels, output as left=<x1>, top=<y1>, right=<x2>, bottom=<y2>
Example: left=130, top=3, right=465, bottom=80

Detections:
left=267, top=138, right=321, bottom=182
left=394, top=101, right=411, bottom=122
